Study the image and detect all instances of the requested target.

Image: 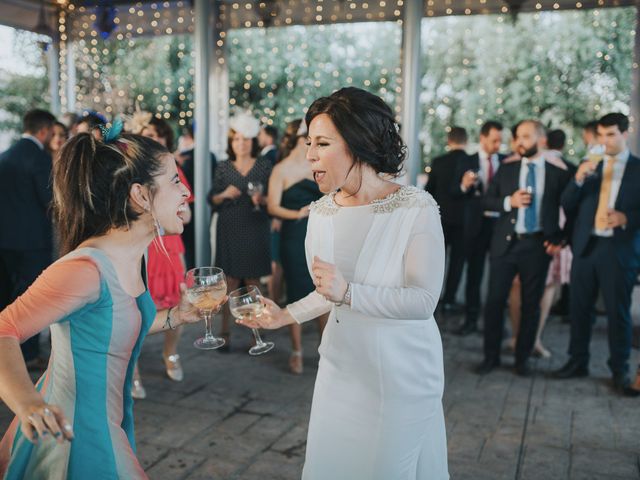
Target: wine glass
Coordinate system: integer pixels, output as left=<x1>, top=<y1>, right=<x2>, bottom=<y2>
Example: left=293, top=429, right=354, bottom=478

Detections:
left=587, top=144, right=605, bottom=165
left=247, top=181, right=264, bottom=212
left=185, top=267, right=227, bottom=350
left=228, top=285, right=275, bottom=356
left=525, top=185, right=535, bottom=205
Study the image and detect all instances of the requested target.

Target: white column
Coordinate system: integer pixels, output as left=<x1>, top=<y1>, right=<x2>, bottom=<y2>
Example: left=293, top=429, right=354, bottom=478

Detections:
left=47, top=40, right=61, bottom=116
left=400, top=0, right=423, bottom=185
left=194, top=0, right=212, bottom=266
left=66, top=42, right=77, bottom=113
left=630, top=5, right=640, bottom=156
left=209, top=8, right=229, bottom=160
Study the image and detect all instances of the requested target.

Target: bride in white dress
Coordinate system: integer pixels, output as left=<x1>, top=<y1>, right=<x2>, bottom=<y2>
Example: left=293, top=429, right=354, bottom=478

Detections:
left=237, top=87, right=449, bottom=479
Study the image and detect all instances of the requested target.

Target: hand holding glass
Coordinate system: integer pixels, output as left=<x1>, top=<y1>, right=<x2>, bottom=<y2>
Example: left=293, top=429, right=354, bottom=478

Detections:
left=586, top=145, right=605, bottom=174
left=229, top=286, right=275, bottom=355
left=247, top=182, right=264, bottom=212
left=524, top=186, right=534, bottom=206
left=185, top=267, right=227, bottom=350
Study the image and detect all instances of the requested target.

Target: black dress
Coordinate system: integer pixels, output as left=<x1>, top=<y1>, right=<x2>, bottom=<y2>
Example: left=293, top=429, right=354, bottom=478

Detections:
left=210, top=158, right=272, bottom=279
left=280, top=179, right=322, bottom=303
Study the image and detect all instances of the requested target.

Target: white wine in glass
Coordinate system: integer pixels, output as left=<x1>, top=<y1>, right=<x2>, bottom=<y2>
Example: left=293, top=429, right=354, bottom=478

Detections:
left=247, top=182, right=264, bottom=212
left=185, top=267, right=227, bottom=350
left=587, top=144, right=605, bottom=166
left=229, top=286, right=274, bottom=356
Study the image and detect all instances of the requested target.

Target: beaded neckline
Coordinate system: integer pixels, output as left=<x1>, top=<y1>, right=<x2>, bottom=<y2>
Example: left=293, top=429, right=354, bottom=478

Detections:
left=311, top=185, right=437, bottom=216
left=330, top=186, right=403, bottom=209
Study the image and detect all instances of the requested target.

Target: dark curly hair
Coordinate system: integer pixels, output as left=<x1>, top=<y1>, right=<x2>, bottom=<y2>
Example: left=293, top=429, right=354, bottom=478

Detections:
left=305, top=87, right=406, bottom=177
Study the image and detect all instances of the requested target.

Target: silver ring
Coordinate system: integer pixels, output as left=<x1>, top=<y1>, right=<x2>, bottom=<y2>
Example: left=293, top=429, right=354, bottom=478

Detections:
left=63, top=423, right=73, bottom=432
left=43, top=408, right=52, bottom=416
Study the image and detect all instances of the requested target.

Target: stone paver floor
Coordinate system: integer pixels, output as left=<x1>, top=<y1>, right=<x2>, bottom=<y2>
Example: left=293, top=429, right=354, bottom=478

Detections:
left=1, top=312, right=639, bottom=479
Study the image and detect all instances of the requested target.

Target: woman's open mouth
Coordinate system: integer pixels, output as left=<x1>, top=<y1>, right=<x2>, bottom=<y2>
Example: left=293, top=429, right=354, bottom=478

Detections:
left=313, top=171, right=326, bottom=183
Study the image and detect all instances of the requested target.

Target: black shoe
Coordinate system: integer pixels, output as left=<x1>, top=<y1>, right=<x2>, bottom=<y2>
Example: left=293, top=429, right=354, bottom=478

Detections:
left=552, top=359, right=589, bottom=379
left=475, top=358, right=500, bottom=375
left=622, top=386, right=640, bottom=398
left=612, top=372, right=631, bottom=393
left=515, top=360, right=534, bottom=377
left=454, top=320, right=477, bottom=336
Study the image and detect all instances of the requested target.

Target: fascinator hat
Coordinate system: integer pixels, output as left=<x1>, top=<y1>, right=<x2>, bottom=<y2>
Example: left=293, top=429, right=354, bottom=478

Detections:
left=124, top=102, right=153, bottom=135
left=229, top=111, right=260, bottom=138
left=296, top=119, right=308, bottom=137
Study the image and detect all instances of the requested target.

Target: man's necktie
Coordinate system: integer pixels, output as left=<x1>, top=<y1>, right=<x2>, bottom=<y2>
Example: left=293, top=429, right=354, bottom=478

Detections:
left=524, top=163, right=537, bottom=232
left=595, top=156, right=616, bottom=230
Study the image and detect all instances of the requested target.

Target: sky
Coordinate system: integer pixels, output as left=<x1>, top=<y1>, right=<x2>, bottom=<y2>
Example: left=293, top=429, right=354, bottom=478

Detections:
left=0, top=25, right=47, bottom=76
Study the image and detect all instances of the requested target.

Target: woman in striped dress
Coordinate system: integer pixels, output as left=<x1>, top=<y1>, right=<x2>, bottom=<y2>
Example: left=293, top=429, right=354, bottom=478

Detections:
left=0, top=132, right=202, bottom=479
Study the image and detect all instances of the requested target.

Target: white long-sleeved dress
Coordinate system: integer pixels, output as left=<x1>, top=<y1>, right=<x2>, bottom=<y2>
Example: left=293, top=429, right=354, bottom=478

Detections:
left=287, top=185, right=449, bottom=480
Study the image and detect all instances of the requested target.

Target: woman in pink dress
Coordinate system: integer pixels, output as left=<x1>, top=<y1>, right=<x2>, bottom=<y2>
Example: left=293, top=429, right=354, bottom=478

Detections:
left=130, top=116, right=193, bottom=398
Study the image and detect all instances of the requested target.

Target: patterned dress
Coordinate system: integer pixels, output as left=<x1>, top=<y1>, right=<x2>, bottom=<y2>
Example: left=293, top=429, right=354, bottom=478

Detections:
left=210, top=158, right=272, bottom=279
left=0, top=247, right=156, bottom=479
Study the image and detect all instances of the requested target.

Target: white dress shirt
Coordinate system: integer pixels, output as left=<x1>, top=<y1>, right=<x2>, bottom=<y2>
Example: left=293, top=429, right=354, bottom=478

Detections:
left=503, top=155, right=546, bottom=234
left=478, top=148, right=500, bottom=193
left=594, top=149, right=630, bottom=237
left=21, top=134, right=44, bottom=151
left=260, top=144, right=276, bottom=157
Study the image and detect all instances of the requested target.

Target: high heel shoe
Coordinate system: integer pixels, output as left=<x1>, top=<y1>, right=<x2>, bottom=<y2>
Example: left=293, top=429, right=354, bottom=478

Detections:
left=533, top=344, right=552, bottom=359
left=163, top=353, right=184, bottom=382
left=131, top=371, right=146, bottom=399
left=289, top=350, right=303, bottom=375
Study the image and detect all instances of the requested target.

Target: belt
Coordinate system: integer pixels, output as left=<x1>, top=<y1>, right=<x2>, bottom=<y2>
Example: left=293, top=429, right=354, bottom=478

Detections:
left=515, top=232, right=543, bottom=240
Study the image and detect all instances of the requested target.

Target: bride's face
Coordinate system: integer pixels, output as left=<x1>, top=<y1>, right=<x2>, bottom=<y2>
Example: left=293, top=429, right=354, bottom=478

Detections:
left=306, top=113, right=355, bottom=194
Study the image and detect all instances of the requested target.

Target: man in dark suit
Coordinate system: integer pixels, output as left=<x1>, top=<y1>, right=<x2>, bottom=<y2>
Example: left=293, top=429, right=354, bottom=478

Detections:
left=452, top=121, right=506, bottom=335
left=547, top=129, right=577, bottom=176
left=0, top=109, right=56, bottom=365
left=426, top=127, right=469, bottom=311
left=553, top=113, right=640, bottom=395
left=258, top=125, right=278, bottom=166
left=477, top=120, right=571, bottom=376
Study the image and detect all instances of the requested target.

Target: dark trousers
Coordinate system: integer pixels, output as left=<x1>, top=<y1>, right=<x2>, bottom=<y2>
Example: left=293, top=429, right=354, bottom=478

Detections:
left=0, top=248, right=52, bottom=361
left=442, top=223, right=465, bottom=305
left=463, top=217, right=495, bottom=323
left=568, top=237, right=636, bottom=376
left=483, top=235, right=551, bottom=365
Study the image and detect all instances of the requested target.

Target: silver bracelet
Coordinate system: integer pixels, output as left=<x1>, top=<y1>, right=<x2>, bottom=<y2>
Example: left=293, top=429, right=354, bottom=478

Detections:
left=334, top=283, right=352, bottom=307
left=165, top=307, right=177, bottom=330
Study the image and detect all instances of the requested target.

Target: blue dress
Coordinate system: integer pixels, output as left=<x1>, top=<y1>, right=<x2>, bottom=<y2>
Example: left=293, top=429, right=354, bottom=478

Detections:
left=0, top=247, right=156, bottom=479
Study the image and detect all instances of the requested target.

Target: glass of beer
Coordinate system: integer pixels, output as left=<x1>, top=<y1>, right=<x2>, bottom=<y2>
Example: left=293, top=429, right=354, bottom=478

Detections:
left=229, top=286, right=275, bottom=356
left=185, top=267, right=227, bottom=350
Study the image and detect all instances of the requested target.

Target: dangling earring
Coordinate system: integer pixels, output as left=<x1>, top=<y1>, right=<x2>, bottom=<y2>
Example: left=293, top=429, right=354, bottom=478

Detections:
left=151, top=213, right=165, bottom=237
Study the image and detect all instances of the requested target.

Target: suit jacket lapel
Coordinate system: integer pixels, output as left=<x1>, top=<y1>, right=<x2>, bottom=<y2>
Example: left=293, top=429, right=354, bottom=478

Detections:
left=508, top=161, right=521, bottom=197
left=615, top=155, right=638, bottom=209
left=542, top=161, right=553, bottom=219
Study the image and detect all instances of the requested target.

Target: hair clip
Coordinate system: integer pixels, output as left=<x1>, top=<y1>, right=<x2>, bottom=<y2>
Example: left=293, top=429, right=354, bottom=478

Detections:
left=100, top=117, right=124, bottom=143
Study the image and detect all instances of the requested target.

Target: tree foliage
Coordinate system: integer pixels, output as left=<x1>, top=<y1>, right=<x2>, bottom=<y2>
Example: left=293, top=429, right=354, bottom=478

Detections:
left=0, top=7, right=635, bottom=165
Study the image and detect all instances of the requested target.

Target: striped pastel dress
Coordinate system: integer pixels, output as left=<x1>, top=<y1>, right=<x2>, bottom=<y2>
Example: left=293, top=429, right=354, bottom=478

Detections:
left=0, top=247, right=156, bottom=479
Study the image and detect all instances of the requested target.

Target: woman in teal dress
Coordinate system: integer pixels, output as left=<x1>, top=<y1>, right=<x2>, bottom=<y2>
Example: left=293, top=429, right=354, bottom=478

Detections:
left=267, top=120, right=325, bottom=374
left=0, top=131, right=202, bottom=479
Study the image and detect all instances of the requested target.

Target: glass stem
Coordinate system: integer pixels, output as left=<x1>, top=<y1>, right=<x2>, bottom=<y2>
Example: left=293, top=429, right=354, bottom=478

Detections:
left=252, top=328, right=265, bottom=346
left=203, top=310, right=213, bottom=340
